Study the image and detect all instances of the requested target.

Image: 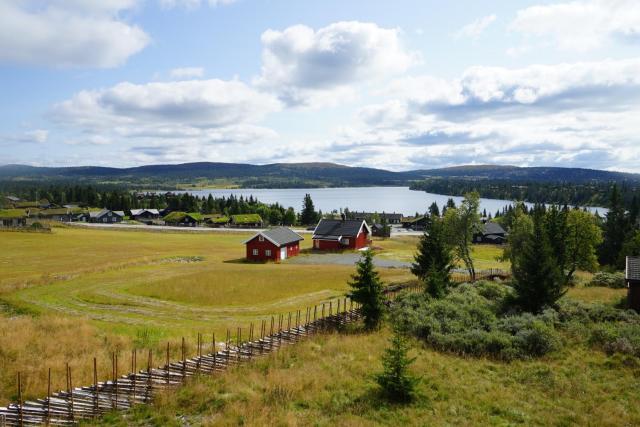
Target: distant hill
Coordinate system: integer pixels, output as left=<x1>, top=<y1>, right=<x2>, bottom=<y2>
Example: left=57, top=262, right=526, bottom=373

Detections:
left=0, top=162, right=638, bottom=188
left=414, top=165, right=640, bottom=183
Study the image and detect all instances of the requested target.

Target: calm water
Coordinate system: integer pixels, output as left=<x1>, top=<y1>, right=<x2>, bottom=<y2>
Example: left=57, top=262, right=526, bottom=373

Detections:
left=184, top=187, right=607, bottom=216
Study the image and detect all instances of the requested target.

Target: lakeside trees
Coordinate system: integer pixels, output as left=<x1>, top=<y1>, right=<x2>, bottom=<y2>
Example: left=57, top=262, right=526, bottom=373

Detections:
left=443, top=192, right=481, bottom=281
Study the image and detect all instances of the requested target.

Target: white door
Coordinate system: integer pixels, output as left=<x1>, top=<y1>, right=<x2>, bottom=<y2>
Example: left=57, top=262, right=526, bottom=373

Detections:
left=280, top=247, right=287, bottom=260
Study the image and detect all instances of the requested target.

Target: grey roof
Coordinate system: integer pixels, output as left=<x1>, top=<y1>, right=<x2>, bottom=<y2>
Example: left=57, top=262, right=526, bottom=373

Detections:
left=483, top=222, right=506, bottom=236
left=627, top=256, right=640, bottom=281
left=6, top=196, right=20, bottom=202
left=244, top=227, right=304, bottom=247
left=131, top=209, right=160, bottom=216
left=313, top=219, right=370, bottom=239
left=90, top=209, right=124, bottom=219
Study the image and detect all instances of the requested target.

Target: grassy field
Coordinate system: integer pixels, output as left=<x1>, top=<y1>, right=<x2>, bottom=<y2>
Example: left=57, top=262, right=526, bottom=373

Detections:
left=0, top=227, right=414, bottom=405
left=91, top=324, right=639, bottom=427
left=2, top=225, right=626, bottom=418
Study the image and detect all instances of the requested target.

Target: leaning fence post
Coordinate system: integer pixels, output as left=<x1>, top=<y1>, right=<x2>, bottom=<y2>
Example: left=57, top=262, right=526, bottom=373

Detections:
left=67, top=363, right=75, bottom=422
left=93, top=358, right=98, bottom=417
left=166, top=343, right=170, bottom=386
left=212, top=333, right=217, bottom=373
left=181, top=337, right=186, bottom=379
left=17, top=372, right=23, bottom=427
left=132, top=349, right=137, bottom=404
left=146, top=349, right=152, bottom=403
left=46, top=367, right=51, bottom=425
left=114, top=353, right=118, bottom=410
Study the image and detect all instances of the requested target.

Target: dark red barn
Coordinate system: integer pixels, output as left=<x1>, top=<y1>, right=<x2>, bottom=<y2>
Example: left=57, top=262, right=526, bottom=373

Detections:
left=244, top=227, right=304, bottom=262
left=312, top=219, right=371, bottom=251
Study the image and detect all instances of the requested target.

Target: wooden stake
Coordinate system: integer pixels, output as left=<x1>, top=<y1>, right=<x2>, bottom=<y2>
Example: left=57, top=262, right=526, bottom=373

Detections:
left=46, top=367, right=51, bottom=426
left=93, top=358, right=98, bottom=417
left=17, top=372, right=23, bottom=427
left=166, top=343, right=170, bottom=385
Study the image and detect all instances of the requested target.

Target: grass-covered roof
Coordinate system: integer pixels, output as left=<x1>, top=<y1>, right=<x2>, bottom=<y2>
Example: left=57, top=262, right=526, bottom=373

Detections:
left=0, top=209, right=28, bottom=219
left=231, top=214, right=262, bottom=224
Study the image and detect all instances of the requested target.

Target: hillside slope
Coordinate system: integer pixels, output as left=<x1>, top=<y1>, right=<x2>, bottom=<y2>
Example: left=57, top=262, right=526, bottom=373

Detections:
left=1, top=162, right=639, bottom=188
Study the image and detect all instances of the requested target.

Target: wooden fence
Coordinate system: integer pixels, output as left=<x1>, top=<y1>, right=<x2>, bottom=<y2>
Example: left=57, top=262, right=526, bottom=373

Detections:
left=0, top=297, right=367, bottom=426
left=0, top=270, right=508, bottom=426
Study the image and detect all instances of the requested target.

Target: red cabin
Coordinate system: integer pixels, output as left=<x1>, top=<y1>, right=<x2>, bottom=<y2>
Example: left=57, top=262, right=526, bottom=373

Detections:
left=244, top=227, right=304, bottom=262
left=312, top=219, right=371, bottom=251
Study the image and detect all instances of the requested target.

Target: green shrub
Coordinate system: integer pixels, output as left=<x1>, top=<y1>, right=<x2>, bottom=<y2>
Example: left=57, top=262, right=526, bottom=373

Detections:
left=589, top=322, right=640, bottom=357
left=555, top=299, right=639, bottom=324
left=392, top=284, right=560, bottom=360
left=586, top=271, right=626, bottom=289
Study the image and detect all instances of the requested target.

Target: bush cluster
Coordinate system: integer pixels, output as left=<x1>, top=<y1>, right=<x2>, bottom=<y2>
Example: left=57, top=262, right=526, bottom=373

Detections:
left=392, top=282, right=560, bottom=360
left=590, top=323, right=640, bottom=357
left=586, top=271, right=626, bottom=289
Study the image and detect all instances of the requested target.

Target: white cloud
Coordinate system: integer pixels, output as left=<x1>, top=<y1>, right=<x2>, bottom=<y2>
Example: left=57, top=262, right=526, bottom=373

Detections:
left=510, top=0, right=640, bottom=51
left=169, top=67, right=205, bottom=79
left=255, top=21, right=417, bottom=106
left=455, top=14, right=496, bottom=40
left=0, top=1, right=149, bottom=68
left=0, top=129, right=49, bottom=145
left=159, top=0, right=236, bottom=9
left=51, top=78, right=281, bottom=160
left=337, top=58, right=640, bottom=171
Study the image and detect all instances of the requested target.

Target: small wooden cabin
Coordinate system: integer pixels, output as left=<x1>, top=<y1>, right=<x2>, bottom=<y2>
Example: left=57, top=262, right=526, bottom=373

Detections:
left=626, top=256, right=640, bottom=312
left=130, top=209, right=160, bottom=224
left=244, top=227, right=304, bottom=262
left=0, top=209, right=27, bottom=227
left=89, top=209, right=125, bottom=223
left=474, top=222, right=507, bottom=244
left=163, top=212, right=202, bottom=227
left=312, top=219, right=371, bottom=250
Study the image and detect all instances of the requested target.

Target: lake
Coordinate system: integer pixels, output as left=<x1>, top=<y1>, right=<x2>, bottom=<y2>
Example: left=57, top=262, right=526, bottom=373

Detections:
left=183, top=187, right=608, bottom=216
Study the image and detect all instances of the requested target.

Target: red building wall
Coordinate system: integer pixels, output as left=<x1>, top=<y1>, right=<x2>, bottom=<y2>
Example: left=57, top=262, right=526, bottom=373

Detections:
left=313, top=229, right=370, bottom=251
left=245, top=237, right=300, bottom=262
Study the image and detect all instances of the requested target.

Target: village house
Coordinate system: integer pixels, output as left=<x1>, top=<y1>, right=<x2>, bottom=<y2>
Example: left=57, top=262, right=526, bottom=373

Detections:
left=352, top=211, right=403, bottom=224
left=36, top=207, right=84, bottom=223
left=401, top=215, right=429, bottom=231
left=474, top=222, right=507, bottom=244
left=312, top=219, right=371, bottom=250
left=371, top=223, right=391, bottom=237
left=204, top=215, right=230, bottom=228
left=230, top=214, right=263, bottom=228
left=163, top=212, right=202, bottom=227
left=130, top=209, right=160, bottom=224
left=89, top=209, right=125, bottom=224
left=627, top=256, right=640, bottom=312
left=244, top=227, right=304, bottom=262
left=0, top=209, right=28, bottom=227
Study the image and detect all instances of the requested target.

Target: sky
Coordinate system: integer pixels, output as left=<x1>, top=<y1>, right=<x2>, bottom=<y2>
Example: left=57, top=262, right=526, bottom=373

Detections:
left=1, top=0, right=639, bottom=172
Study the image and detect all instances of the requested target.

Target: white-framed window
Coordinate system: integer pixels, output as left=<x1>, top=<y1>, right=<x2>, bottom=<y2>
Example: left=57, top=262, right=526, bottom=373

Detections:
left=265, top=249, right=272, bottom=256
left=343, top=238, right=350, bottom=245
left=259, top=235, right=264, bottom=242
left=102, top=218, right=107, bottom=223
left=252, top=249, right=259, bottom=256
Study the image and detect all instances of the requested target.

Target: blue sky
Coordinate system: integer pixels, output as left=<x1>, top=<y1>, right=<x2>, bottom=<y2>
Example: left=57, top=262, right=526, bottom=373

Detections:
left=1, top=0, right=639, bottom=172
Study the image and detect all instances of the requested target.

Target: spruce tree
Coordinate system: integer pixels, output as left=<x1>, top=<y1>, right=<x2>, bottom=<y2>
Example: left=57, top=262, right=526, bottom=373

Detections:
left=300, top=194, right=318, bottom=225
left=348, top=250, right=385, bottom=330
left=599, top=184, right=627, bottom=267
left=411, top=218, right=453, bottom=297
left=511, top=209, right=565, bottom=313
left=376, top=330, right=419, bottom=403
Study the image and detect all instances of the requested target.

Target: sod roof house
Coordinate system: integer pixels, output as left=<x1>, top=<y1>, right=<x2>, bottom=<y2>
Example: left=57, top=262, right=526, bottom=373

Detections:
left=0, top=209, right=28, bottom=227
left=474, top=222, right=507, bottom=244
left=312, top=219, right=371, bottom=250
left=230, top=214, right=263, bottom=228
left=352, top=211, right=403, bottom=224
left=35, top=207, right=84, bottom=222
left=89, top=209, right=125, bottom=223
left=163, top=212, right=202, bottom=227
left=244, top=227, right=304, bottom=262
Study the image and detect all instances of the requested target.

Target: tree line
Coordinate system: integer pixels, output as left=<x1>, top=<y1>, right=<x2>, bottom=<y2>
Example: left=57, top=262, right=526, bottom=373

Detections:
left=410, top=178, right=639, bottom=212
